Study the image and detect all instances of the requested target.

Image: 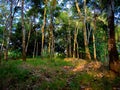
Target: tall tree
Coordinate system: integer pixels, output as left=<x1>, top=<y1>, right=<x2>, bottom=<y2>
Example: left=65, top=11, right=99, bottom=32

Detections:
left=48, top=0, right=56, bottom=58
left=21, top=0, right=26, bottom=61
left=73, top=21, right=79, bottom=58
left=2, top=0, right=20, bottom=61
left=107, top=0, right=119, bottom=73
left=92, top=7, right=97, bottom=60
left=68, top=20, right=72, bottom=57
left=3, top=0, right=13, bottom=61
left=75, top=0, right=91, bottom=59
left=83, top=0, right=91, bottom=59
left=41, top=0, right=47, bottom=57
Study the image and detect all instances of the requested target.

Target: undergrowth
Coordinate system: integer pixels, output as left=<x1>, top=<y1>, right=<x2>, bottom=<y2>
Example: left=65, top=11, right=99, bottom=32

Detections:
left=0, top=58, right=120, bottom=90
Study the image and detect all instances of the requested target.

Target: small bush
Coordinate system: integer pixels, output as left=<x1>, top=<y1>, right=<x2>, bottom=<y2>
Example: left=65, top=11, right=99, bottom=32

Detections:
left=8, top=50, right=22, bottom=59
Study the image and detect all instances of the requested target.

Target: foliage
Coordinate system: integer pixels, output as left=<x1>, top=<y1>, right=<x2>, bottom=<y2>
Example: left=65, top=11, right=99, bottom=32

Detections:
left=8, top=50, right=22, bottom=59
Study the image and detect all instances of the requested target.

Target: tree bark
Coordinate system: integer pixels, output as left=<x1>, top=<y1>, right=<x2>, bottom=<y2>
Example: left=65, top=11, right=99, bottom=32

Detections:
left=107, top=0, right=119, bottom=73
left=48, top=0, right=56, bottom=58
left=41, top=1, right=47, bottom=57
left=21, top=0, right=26, bottom=61
left=36, top=42, right=38, bottom=57
left=33, top=39, right=36, bottom=58
left=83, top=0, right=91, bottom=60
left=3, top=0, right=20, bottom=61
left=93, top=15, right=97, bottom=60
left=68, top=30, right=71, bottom=57
left=73, top=22, right=79, bottom=58
left=25, top=20, right=32, bottom=53
left=3, top=0, right=13, bottom=61
left=49, top=22, right=54, bottom=58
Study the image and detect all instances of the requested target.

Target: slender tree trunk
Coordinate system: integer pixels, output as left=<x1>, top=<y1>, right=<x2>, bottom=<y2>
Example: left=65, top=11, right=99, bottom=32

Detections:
left=3, top=26, right=8, bottom=61
left=73, top=22, right=79, bottom=58
left=87, top=23, right=92, bottom=44
left=9, top=0, right=13, bottom=44
left=21, top=0, right=26, bottom=61
left=4, top=0, right=13, bottom=61
left=75, top=0, right=82, bottom=17
left=93, top=32, right=96, bottom=60
left=48, top=7, right=55, bottom=58
left=68, top=20, right=72, bottom=57
left=73, top=29, right=76, bottom=58
left=76, top=22, right=79, bottom=58
left=41, top=2, right=47, bottom=57
left=36, top=42, right=38, bottom=57
left=48, top=31, right=51, bottom=54
left=0, top=51, right=1, bottom=64
left=25, top=20, right=32, bottom=53
left=93, top=15, right=97, bottom=60
left=66, top=45, right=69, bottom=57
left=4, top=48, right=8, bottom=61
left=68, top=30, right=71, bottom=57
left=33, top=39, right=36, bottom=58
left=83, top=0, right=91, bottom=60
left=49, top=22, right=54, bottom=58
left=0, top=44, right=2, bottom=64
left=108, top=0, right=119, bottom=73
left=33, top=31, right=37, bottom=58
left=77, top=42, right=79, bottom=58
left=3, top=0, right=20, bottom=61
left=65, top=34, right=69, bottom=57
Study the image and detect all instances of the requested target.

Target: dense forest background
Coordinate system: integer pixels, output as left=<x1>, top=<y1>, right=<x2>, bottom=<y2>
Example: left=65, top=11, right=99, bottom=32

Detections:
left=0, top=0, right=120, bottom=70
left=0, top=0, right=120, bottom=89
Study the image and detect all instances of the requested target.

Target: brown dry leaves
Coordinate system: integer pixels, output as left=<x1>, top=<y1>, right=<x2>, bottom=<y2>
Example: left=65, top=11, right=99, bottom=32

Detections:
left=64, top=58, right=117, bottom=79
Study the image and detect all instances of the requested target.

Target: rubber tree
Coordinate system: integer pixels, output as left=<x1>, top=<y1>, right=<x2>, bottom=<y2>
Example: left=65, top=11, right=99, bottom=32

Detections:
left=107, top=0, right=119, bottom=73
left=41, top=0, right=47, bottom=57
left=21, top=0, right=26, bottom=61
left=83, top=0, right=91, bottom=59
left=3, top=0, right=20, bottom=61
left=48, top=0, right=56, bottom=58
left=75, top=0, right=91, bottom=60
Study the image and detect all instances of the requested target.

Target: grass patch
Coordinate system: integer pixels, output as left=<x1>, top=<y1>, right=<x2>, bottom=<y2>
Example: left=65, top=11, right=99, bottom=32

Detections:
left=0, top=58, right=120, bottom=90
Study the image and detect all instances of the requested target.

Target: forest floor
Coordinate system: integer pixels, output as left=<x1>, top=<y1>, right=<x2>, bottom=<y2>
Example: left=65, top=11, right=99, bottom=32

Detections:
left=0, top=58, right=120, bottom=90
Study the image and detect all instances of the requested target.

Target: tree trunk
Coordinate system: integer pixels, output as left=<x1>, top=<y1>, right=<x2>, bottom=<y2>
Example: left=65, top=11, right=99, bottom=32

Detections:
left=49, top=22, right=54, bottom=58
left=68, top=30, right=71, bottom=57
left=33, top=39, right=36, bottom=58
left=36, top=42, right=38, bottom=57
left=108, top=0, right=119, bottom=73
left=3, top=0, right=20, bottom=61
left=83, top=0, right=91, bottom=60
left=66, top=45, right=69, bottom=57
left=73, top=22, right=78, bottom=58
left=75, top=0, right=82, bottom=17
left=25, top=20, right=32, bottom=53
left=33, top=30, right=37, bottom=58
left=77, top=42, right=79, bottom=58
left=3, top=0, right=13, bottom=61
left=48, top=3, right=55, bottom=58
left=21, top=0, right=26, bottom=61
left=87, top=23, right=92, bottom=44
left=41, top=2, right=47, bottom=57
left=93, top=15, right=97, bottom=60
left=73, top=28, right=76, bottom=58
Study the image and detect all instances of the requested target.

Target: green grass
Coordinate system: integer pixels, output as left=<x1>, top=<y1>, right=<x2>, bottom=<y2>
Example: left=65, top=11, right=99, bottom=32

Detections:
left=0, top=58, right=120, bottom=90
